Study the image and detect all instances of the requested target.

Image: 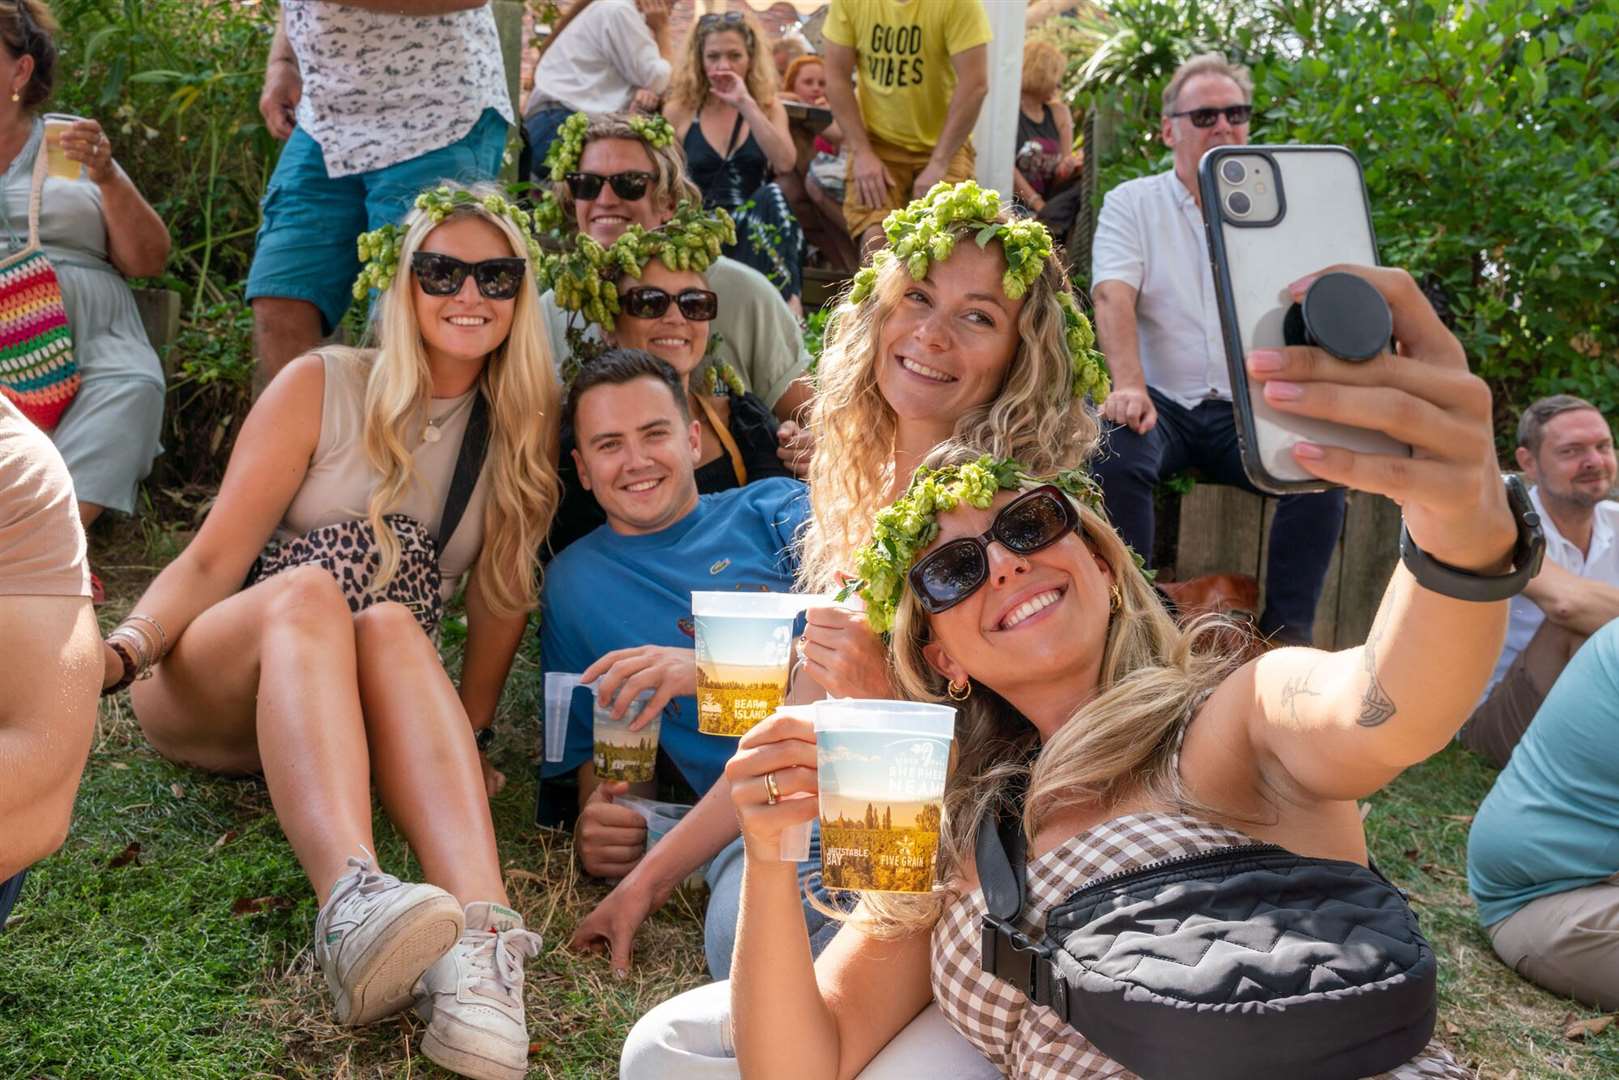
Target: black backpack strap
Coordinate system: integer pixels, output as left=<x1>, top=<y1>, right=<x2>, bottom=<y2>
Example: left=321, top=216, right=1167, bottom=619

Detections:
left=435, top=390, right=491, bottom=553
left=977, top=780, right=1065, bottom=1018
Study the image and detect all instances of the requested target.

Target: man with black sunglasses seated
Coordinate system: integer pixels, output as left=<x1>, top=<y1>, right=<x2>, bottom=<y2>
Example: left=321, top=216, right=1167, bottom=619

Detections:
left=1090, top=52, right=1346, bottom=647
left=537, top=113, right=815, bottom=441
left=539, top=349, right=838, bottom=980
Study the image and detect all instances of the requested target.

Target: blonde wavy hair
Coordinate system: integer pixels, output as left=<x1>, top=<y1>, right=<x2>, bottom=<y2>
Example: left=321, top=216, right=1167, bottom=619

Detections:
left=335, top=183, right=562, bottom=618
left=799, top=218, right=1101, bottom=591
left=550, top=112, right=703, bottom=229
left=666, top=9, right=778, bottom=114
left=849, top=446, right=1235, bottom=937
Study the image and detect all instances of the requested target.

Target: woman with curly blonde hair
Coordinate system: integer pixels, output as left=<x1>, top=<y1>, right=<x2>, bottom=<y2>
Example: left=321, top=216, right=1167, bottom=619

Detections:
left=100, top=183, right=560, bottom=1080
left=663, top=9, right=804, bottom=307
left=794, top=181, right=1104, bottom=703
left=628, top=265, right=1513, bottom=1079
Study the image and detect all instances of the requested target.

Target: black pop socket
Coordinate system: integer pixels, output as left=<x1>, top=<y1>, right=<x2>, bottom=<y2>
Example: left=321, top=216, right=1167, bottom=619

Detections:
left=1281, top=271, right=1392, bottom=362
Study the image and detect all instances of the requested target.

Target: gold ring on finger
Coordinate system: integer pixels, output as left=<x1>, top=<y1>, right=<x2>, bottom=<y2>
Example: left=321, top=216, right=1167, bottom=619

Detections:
left=764, top=771, right=780, bottom=806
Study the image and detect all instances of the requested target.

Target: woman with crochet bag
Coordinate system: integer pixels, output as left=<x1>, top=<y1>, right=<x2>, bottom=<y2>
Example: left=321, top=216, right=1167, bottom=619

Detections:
left=97, top=184, right=560, bottom=1080
left=0, top=0, right=169, bottom=580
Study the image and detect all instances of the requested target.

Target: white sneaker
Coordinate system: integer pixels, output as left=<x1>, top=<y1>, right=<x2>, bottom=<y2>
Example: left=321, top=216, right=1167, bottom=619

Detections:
left=313, top=853, right=464, bottom=1026
left=416, top=902, right=542, bottom=1080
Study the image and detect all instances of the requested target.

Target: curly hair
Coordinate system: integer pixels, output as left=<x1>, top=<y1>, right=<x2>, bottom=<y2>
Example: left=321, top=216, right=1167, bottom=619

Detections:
left=549, top=112, right=702, bottom=229
left=331, top=183, right=562, bottom=618
left=666, top=9, right=778, bottom=114
left=798, top=210, right=1100, bottom=593
left=0, top=0, right=57, bottom=109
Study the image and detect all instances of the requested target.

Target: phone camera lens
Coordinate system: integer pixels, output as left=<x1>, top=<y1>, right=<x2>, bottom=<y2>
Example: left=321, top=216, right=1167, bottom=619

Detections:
left=1226, top=190, right=1252, bottom=216
left=1219, top=158, right=1246, bottom=184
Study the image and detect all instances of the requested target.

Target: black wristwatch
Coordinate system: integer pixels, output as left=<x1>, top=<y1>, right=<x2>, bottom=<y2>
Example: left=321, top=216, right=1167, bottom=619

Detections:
left=1398, top=474, right=1545, bottom=602
left=474, top=726, right=496, bottom=753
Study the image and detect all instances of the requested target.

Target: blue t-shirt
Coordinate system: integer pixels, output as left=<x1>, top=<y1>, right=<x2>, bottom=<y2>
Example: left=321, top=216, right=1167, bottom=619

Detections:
left=540, top=477, right=809, bottom=795
left=1467, top=621, right=1619, bottom=927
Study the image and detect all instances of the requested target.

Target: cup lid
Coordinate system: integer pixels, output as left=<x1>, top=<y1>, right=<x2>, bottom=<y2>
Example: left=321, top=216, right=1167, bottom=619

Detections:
left=691, top=590, right=817, bottom=619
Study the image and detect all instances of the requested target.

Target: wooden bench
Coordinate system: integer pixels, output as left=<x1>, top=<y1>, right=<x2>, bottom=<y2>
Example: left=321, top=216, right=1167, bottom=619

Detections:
left=1168, top=483, right=1403, bottom=649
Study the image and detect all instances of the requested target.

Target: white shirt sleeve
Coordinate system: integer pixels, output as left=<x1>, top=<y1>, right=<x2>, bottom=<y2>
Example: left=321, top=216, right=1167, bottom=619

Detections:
left=598, top=2, right=671, bottom=93
left=1090, top=182, right=1145, bottom=292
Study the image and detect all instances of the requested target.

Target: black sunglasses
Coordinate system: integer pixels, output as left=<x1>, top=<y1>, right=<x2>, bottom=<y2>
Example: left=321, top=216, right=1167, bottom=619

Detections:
left=908, top=486, right=1078, bottom=616
left=619, top=286, right=718, bottom=322
left=565, top=170, right=655, bottom=201
left=410, top=252, right=527, bottom=300
left=1168, top=104, right=1253, bottom=128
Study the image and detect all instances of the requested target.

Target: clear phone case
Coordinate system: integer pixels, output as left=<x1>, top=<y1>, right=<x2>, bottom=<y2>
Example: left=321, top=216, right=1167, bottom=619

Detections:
left=1199, top=144, right=1410, bottom=493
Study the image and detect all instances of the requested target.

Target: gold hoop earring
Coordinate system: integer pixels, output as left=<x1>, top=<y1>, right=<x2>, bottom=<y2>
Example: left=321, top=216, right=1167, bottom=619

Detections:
left=947, top=680, right=971, bottom=701
left=1109, top=583, right=1123, bottom=613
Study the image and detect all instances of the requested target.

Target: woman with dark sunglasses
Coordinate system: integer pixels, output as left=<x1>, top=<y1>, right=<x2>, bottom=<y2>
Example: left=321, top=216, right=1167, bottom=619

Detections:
left=664, top=8, right=805, bottom=311
left=101, top=183, right=561, bottom=1080
left=547, top=249, right=792, bottom=554
left=624, top=266, right=1509, bottom=1078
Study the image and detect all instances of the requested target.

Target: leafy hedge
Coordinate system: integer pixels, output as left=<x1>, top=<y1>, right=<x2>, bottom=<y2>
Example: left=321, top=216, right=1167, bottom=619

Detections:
left=1064, top=0, right=1618, bottom=432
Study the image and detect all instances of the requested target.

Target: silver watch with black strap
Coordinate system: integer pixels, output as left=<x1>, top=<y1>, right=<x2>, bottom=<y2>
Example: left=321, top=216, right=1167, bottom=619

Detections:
left=1398, top=474, right=1545, bottom=602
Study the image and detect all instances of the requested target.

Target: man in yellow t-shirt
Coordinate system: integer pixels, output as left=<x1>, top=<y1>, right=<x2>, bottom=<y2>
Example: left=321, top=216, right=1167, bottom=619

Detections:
left=822, top=0, right=992, bottom=251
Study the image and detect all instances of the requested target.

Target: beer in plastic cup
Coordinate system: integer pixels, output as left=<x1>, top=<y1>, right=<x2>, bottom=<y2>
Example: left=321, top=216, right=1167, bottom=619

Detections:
left=798, top=699, right=955, bottom=893
left=692, top=591, right=808, bottom=736
left=592, top=688, right=659, bottom=783
left=42, top=114, right=87, bottom=181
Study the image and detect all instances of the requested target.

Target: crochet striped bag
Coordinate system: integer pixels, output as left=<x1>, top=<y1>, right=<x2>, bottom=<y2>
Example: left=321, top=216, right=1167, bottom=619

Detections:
left=0, top=145, right=75, bottom=430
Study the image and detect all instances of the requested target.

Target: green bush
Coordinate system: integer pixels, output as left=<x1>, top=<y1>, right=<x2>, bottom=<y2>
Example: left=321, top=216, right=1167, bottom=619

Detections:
left=1063, top=0, right=1619, bottom=436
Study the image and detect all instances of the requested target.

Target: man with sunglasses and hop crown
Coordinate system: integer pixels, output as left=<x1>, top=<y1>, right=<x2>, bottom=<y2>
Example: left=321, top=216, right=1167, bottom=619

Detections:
left=1089, top=52, right=1347, bottom=647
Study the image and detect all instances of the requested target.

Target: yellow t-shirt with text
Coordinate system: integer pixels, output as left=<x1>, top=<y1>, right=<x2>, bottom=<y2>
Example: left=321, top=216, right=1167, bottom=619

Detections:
left=823, top=0, right=993, bottom=155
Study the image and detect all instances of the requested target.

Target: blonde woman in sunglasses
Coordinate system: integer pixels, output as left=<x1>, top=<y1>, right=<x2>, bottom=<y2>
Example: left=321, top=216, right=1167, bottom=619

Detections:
left=99, top=183, right=560, bottom=1080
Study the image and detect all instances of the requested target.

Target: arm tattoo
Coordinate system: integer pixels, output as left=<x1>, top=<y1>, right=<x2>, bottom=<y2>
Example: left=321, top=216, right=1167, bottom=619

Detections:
left=1356, top=621, right=1397, bottom=727
left=1279, top=668, right=1321, bottom=723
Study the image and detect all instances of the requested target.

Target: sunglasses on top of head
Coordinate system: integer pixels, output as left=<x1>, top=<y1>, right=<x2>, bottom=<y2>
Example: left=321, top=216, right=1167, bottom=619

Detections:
left=698, top=10, right=752, bottom=37
left=619, top=286, right=719, bottom=322
left=1167, top=104, right=1252, bottom=128
left=410, top=252, right=526, bottom=300
left=565, top=170, right=655, bottom=201
left=907, top=485, right=1080, bottom=616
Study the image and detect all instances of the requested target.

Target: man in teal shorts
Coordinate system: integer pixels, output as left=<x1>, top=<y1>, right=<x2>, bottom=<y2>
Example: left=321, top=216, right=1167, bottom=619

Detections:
left=246, top=1, right=514, bottom=386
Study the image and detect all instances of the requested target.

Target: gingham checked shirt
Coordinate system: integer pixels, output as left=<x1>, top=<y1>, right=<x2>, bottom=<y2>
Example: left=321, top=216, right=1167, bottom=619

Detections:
left=929, top=810, right=1474, bottom=1079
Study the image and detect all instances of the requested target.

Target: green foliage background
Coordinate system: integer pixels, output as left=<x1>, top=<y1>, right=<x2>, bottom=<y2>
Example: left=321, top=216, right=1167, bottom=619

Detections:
left=1045, top=0, right=1619, bottom=436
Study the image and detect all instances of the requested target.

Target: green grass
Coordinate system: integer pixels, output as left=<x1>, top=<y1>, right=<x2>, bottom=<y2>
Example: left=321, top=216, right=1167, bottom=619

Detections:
left=0, top=520, right=1615, bottom=1076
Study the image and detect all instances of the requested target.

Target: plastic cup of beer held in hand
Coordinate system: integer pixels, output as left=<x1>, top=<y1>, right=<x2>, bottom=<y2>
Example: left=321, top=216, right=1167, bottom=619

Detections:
left=42, top=114, right=87, bottom=181
left=798, top=700, right=955, bottom=894
left=592, top=688, right=659, bottom=784
left=691, top=591, right=809, bottom=736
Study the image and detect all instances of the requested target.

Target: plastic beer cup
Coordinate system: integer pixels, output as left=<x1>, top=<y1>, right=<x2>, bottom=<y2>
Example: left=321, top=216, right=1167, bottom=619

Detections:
left=42, top=114, right=86, bottom=181
left=592, top=688, right=659, bottom=783
left=692, top=591, right=809, bottom=736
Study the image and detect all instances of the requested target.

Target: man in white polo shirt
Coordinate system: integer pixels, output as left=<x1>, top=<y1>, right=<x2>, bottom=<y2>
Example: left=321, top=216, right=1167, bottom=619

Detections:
left=1460, top=395, right=1619, bottom=766
left=1089, top=52, right=1346, bottom=646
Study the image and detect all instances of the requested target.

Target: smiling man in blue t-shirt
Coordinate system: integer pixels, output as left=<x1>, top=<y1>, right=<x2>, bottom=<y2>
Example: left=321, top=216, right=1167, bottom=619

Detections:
left=540, top=349, right=835, bottom=979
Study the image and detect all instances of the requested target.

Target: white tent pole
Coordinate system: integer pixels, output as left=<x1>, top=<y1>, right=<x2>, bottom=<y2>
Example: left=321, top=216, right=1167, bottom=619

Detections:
left=972, top=1, right=1027, bottom=198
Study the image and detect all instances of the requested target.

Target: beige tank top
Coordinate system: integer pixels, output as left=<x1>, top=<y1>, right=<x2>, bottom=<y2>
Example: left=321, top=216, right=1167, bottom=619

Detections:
left=277, top=351, right=490, bottom=601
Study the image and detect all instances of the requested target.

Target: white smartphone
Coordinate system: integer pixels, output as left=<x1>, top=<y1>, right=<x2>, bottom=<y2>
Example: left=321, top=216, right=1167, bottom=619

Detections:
left=1199, top=144, right=1410, bottom=494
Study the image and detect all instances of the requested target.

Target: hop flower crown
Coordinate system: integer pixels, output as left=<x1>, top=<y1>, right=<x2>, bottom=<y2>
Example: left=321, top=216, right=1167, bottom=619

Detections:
left=548, top=203, right=740, bottom=386
left=544, top=110, right=676, bottom=183
left=838, top=455, right=1114, bottom=636
left=352, top=187, right=543, bottom=301
left=846, top=181, right=1110, bottom=402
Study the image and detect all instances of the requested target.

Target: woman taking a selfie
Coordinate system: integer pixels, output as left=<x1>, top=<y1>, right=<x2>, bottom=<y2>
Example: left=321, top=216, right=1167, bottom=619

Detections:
left=101, top=183, right=560, bottom=1080
left=625, top=265, right=1521, bottom=1078
left=795, top=181, right=1105, bottom=703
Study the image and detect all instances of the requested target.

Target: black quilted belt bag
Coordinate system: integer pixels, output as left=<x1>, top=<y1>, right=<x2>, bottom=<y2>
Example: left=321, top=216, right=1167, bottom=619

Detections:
left=975, top=803, right=1437, bottom=1080
left=245, top=393, right=490, bottom=637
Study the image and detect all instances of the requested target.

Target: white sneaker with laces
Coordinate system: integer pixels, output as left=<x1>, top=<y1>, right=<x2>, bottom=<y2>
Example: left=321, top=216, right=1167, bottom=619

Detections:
left=312, top=853, right=464, bottom=1026
left=416, top=902, right=542, bottom=1080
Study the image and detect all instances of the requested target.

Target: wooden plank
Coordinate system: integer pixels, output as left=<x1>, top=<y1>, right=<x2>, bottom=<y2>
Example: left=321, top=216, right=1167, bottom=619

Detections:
left=1333, top=491, right=1402, bottom=647
left=131, top=286, right=181, bottom=363
left=1174, top=483, right=1265, bottom=580
left=1254, top=496, right=1347, bottom=649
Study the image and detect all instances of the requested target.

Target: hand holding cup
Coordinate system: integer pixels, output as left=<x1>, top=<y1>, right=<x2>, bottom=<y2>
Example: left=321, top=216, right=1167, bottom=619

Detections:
left=725, top=709, right=819, bottom=863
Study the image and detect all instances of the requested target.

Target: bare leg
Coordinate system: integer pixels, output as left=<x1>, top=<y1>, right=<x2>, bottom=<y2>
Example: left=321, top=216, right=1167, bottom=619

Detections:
left=252, top=296, right=325, bottom=393
left=353, top=602, right=509, bottom=907
left=132, top=565, right=377, bottom=900
left=78, top=501, right=103, bottom=530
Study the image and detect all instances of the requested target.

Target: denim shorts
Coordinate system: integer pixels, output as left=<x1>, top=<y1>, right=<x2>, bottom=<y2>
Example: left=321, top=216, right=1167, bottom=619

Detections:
left=0, top=868, right=26, bottom=930
left=246, top=107, right=510, bottom=334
